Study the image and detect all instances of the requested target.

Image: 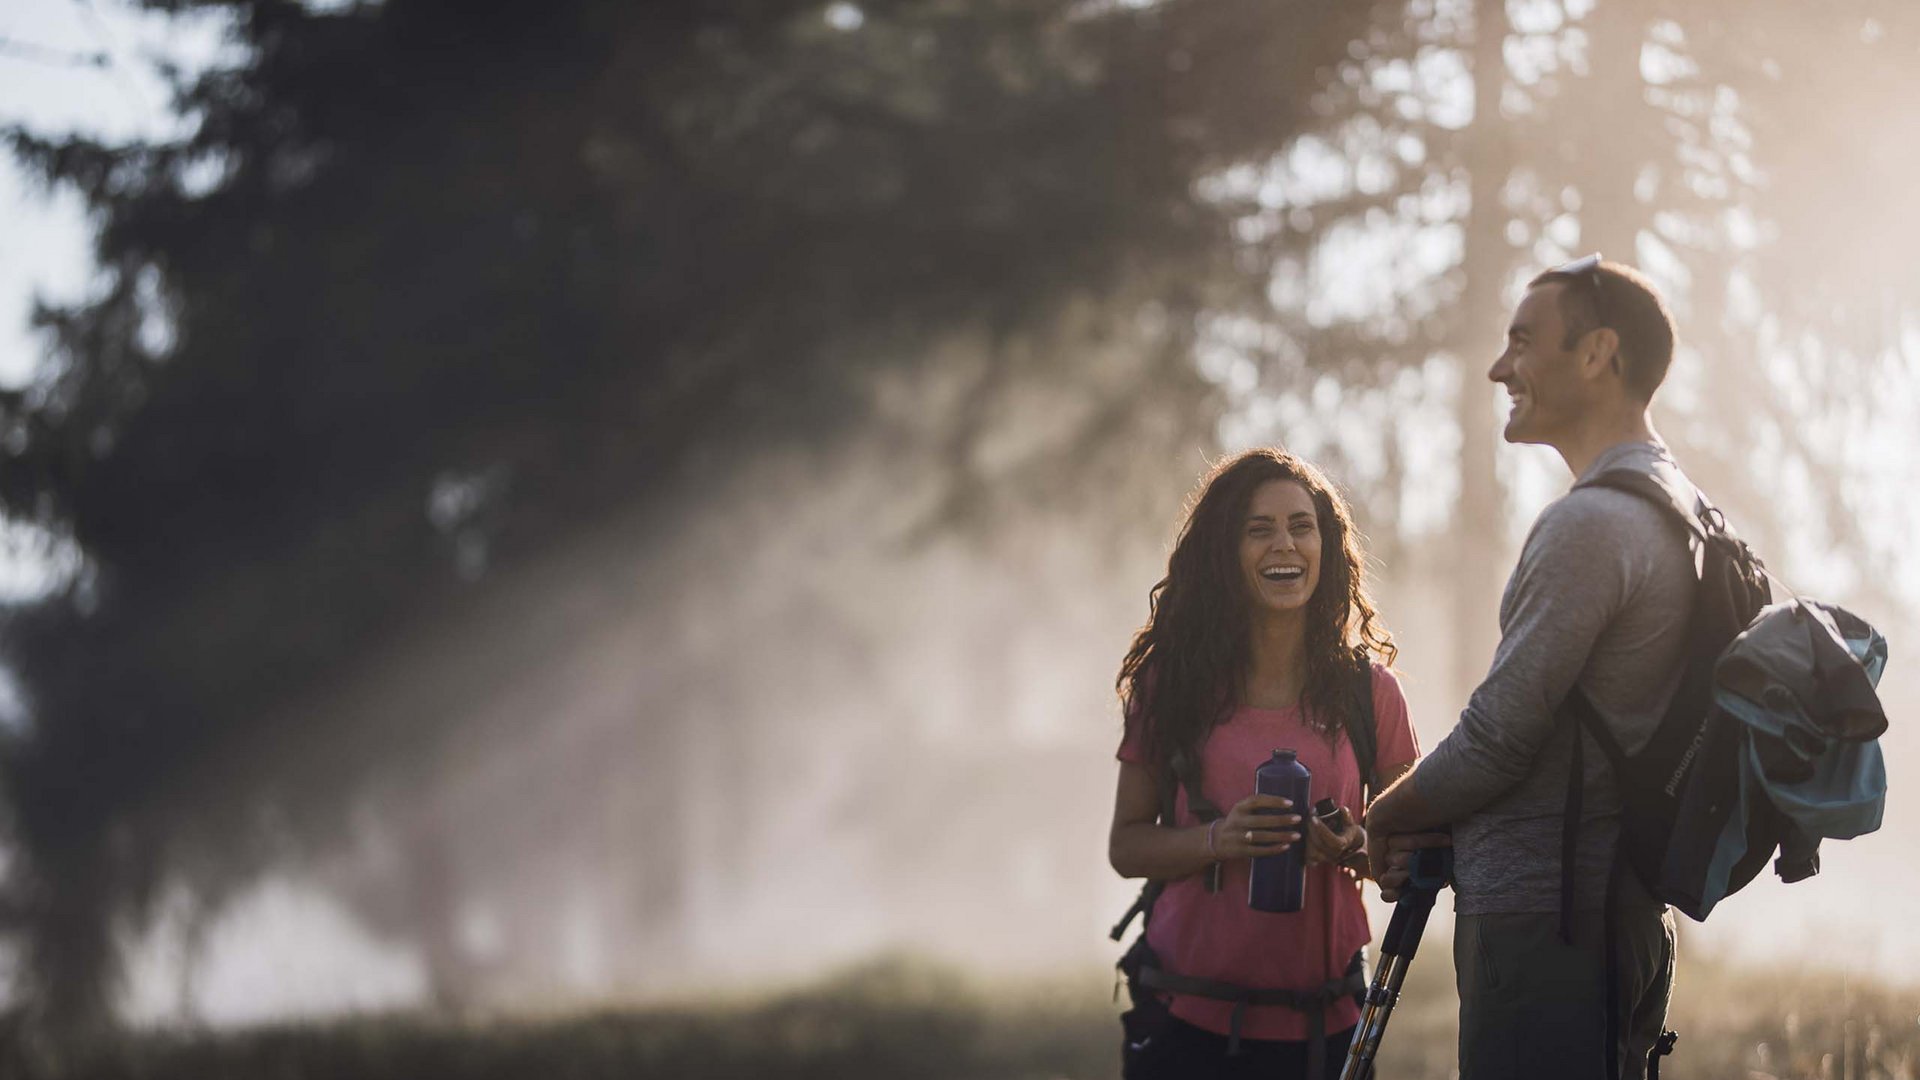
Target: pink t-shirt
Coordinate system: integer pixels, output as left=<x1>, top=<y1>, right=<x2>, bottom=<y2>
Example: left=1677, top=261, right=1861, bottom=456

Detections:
left=1117, top=663, right=1419, bottom=1041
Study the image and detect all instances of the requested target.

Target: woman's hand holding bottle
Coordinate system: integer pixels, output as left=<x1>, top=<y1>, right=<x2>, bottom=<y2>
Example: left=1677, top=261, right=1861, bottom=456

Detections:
left=1210, top=793, right=1301, bottom=860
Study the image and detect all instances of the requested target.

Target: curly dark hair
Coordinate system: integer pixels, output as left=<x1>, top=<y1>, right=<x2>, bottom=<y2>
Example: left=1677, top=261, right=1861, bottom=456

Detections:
left=1116, top=448, right=1396, bottom=785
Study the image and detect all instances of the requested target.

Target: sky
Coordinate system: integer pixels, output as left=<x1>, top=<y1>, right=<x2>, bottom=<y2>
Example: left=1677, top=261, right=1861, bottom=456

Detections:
left=0, top=0, right=233, bottom=390
left=0, top=0, right=232, bottom=602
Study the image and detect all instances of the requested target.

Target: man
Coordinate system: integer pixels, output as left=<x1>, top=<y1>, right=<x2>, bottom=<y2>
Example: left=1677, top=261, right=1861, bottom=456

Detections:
left=1366, top=256, right=1691, bottom=1078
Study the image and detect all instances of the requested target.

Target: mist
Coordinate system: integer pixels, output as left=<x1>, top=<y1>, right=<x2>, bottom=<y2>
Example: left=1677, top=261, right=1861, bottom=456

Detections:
left=0, top=0, right=1916, bottom=1063
left=107, top=411, right=1919, bottom=1028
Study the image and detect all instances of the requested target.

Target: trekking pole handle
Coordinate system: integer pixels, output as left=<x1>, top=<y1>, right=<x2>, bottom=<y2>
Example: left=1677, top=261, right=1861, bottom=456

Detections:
left=1379, top=847, right=1451, bottom=959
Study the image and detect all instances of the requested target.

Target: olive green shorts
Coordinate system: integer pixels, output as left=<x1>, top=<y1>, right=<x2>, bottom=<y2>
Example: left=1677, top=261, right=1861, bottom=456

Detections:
left=1453, top=878, right=1676, bottom=1080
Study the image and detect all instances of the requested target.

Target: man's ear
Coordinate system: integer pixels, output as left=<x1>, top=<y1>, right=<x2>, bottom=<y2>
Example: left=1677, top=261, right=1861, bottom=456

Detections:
left=1581, top=327, right=1622, bottom=381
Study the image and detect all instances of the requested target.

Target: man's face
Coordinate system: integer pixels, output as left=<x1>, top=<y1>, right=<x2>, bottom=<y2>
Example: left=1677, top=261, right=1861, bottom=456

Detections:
left=1489, top=282, right=1589, bottom=446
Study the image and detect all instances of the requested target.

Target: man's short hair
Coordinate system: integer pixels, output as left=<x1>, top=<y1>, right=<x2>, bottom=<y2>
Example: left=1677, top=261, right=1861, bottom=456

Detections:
left=1528, top=260, right=1677, bottom=401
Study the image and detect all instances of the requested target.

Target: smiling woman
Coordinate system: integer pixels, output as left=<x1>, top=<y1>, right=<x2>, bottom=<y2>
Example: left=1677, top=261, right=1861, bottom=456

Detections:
left=1106, top=448, right=1420, bottom=1080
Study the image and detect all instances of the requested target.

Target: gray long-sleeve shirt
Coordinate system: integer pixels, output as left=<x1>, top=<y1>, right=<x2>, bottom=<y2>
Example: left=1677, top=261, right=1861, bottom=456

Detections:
left=1414, top=441, right=1697, bottom=915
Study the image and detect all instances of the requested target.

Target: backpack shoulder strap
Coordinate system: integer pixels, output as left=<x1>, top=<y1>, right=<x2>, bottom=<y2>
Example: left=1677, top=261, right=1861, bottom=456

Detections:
left=1551, top=468, right=1687, bottom=948
left=1576, top=467, right=1709, bottom=544
left=1556, top=685, right=1632, bottom=946
left=1169, top=746, right=1223, bottom=822
left=1344, top=649, right=1379, bottom=805
left=1166, top=748, right=1224, bottom=896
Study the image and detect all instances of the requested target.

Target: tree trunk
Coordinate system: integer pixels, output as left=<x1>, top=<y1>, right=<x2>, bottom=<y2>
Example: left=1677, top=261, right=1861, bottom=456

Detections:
left=25, top=840, right=117, bottom=1037
left=1577, top=0, right=1655, bottom=263
left=1450, top=0, right=1518, bottom=709
left=405, top=801, right=470, bottom=1014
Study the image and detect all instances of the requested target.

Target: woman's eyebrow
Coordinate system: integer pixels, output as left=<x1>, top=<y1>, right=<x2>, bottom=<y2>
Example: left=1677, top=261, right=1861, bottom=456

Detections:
left=1245, top=514, right=1277, bottom=524
left=1287, top=511, right=1316, bottom=522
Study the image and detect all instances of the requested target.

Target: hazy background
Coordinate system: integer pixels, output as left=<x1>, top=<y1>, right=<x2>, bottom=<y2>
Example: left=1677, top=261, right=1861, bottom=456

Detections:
left=0, top=0, right=1913, bottom=1041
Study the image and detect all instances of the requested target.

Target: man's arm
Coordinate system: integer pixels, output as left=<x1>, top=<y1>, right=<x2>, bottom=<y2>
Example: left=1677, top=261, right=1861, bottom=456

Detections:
left=1373, top=490, right=1648, bottom=858
left=1366, top=764, right=1443, bottom=834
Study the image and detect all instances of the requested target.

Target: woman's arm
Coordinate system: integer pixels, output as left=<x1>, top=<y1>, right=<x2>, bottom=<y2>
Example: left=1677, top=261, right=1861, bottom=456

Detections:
left=1108, top=759, right=1301, bottom=880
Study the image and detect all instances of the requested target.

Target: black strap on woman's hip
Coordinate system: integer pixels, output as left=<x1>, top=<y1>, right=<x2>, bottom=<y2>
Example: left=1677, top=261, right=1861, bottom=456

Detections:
left=1137, top=952, right=1365, bottom=1073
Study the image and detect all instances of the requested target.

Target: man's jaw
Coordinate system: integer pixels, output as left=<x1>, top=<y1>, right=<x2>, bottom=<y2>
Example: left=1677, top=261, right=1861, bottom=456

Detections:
left=1502, top=387, right=1530, bottom=440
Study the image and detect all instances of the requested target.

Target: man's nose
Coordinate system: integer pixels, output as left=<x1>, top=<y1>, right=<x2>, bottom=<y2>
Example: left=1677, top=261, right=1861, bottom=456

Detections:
left=1488, top=353, right=1512, bottom=384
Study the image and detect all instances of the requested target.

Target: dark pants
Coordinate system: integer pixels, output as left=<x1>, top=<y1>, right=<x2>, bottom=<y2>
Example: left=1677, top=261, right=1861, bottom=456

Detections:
left=1125, top=1016, right=1357, bottom=1080
left=1454, top=875, right=1676, bottom=1080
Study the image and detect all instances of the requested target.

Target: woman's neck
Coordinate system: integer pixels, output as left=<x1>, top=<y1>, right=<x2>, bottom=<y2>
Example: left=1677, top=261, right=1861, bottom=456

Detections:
left=1242, top=611, right=1308, bottom=709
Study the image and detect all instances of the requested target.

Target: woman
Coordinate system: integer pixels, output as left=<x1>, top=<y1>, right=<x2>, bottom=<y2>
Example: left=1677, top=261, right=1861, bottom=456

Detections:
left=1110, top=448, right=1420, bottom=1080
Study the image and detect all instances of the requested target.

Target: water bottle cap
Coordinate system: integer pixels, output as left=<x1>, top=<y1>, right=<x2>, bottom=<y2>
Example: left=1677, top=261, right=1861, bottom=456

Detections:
left=1272, top=748, right=1297, bottom=762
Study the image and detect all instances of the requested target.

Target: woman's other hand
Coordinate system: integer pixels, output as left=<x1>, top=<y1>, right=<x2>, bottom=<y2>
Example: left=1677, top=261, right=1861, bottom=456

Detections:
left=1305, top=810, right=1365, bottom=867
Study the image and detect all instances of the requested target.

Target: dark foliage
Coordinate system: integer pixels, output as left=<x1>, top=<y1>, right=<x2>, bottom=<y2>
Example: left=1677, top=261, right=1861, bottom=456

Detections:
left=0, top=0, right=1374, bottom=1029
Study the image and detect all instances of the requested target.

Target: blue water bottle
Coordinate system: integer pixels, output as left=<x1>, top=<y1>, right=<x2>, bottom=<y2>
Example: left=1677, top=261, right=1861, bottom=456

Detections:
left=1249, top=748, right=1311, bottom=913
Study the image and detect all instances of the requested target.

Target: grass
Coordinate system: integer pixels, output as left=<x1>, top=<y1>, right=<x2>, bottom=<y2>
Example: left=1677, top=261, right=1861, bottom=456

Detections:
left=4, top=948, right=1915, bottom=1079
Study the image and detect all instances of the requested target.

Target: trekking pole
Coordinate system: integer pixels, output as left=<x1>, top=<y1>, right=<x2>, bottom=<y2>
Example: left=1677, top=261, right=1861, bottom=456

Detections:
left=1339, top=845, right=1454, bottom=1080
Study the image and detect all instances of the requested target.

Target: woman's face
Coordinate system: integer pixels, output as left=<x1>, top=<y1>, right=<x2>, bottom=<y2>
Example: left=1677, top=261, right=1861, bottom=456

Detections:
left=1238, top=479, right=1324, bottom=617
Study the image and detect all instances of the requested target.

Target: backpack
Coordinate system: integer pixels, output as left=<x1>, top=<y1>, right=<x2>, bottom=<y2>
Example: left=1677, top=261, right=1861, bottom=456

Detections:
left=1558, top=467, right=1888, bottom=928
left=1557, top=466, right=1890, bottom=1079
left=1110, top=653, right=1379, bottom=1069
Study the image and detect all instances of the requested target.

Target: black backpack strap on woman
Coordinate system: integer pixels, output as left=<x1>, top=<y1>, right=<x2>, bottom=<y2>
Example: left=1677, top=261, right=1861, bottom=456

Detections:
left=1138, top=950, right=1368, bottom=1068
left=1345, top=646, right=1380, bottom=804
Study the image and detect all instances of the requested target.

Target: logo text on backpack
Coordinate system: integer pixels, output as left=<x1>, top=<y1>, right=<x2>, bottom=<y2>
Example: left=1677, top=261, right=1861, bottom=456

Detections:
left=1664, top=724, right=1709, bottom=797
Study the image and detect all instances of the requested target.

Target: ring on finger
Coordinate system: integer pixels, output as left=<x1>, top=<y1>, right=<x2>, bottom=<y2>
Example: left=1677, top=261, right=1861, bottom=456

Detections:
left=1245, top=829, right=1254, bottom=843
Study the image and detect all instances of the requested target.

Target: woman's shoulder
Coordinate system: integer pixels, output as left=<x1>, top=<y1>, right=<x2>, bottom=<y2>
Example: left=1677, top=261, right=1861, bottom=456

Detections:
left=1365, top=659, right=1405, bottom=699
left=1363, top=659, right=1420, bottom=759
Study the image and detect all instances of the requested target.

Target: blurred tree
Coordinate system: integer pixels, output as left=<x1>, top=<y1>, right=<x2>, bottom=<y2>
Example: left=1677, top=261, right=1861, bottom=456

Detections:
left=0, top=0, right=1375, bottom=1029
left=5, top=0, right=1917, bottom=1032
left=1196, top=0, right=1920, bottom=701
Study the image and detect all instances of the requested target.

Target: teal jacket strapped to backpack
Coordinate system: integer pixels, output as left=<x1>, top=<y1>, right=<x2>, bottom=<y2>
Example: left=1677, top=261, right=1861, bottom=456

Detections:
left=1684, top=598, right=1888, bottom=918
